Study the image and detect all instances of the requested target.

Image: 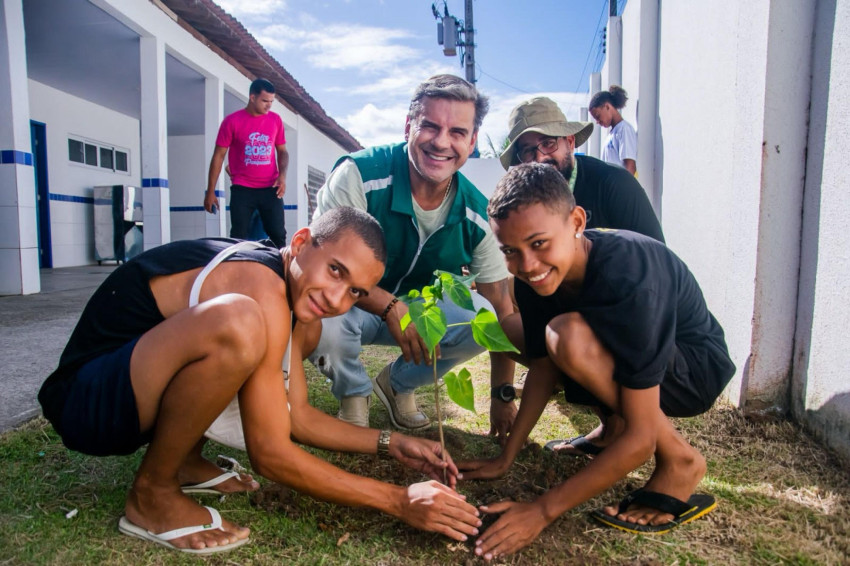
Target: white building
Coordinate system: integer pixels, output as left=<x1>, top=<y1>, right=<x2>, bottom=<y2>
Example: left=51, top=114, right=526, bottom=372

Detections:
left=1, top=0, right=361, bottom=294
left=594, top=0, right=850, bottom=461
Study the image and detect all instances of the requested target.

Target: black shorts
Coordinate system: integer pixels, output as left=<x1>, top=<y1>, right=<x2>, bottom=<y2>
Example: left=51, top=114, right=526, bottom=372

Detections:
left=56, top=338, right=151, bottom=456
left=560, top=345, right=714, bottom=418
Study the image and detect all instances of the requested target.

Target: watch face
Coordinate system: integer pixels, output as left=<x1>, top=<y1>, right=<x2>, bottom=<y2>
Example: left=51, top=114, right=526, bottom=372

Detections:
left=499, top=384, right=516, bottom=402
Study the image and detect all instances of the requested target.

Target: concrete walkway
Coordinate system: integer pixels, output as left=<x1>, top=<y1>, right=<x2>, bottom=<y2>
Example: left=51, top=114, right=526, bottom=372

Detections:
left=0, top=265, right=115, bottom=432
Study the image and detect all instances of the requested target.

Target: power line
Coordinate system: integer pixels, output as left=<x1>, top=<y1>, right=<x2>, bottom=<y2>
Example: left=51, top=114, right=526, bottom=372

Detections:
left=476, top=65, right=533, bottom=95
left=574, top=0, right=609, bottom=94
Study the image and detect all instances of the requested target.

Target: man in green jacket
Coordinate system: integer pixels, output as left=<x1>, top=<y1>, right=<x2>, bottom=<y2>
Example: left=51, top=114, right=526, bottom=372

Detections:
left=307, top=75, right=516, bottom=442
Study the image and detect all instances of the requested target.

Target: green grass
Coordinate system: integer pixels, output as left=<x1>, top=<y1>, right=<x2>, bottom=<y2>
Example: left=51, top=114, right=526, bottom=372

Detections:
left=2, top=347, right=849, bottom=564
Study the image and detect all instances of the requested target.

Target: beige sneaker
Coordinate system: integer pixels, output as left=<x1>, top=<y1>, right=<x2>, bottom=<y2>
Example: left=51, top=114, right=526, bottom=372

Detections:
left=372, top=364, right=430, bottom=430
left=338, top=396, right=370, bottom=428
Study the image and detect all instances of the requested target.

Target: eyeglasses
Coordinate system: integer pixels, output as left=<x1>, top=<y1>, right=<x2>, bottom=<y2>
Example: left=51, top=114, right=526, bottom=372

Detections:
left=516, top=137, right=560, bottom=163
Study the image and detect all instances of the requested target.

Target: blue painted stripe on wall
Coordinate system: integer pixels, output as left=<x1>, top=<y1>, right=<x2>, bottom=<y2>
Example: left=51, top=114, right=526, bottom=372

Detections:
left=172, top=206, right=233, bottom=212
left=215, top=190, right=225, bottom=197
left=142, top=178, right=169, bottom=188
left=0, top=150, right=33, bottom=166
left=171, top=205, right=297, bottom=211
left=49, top=193, right=94, bottom=204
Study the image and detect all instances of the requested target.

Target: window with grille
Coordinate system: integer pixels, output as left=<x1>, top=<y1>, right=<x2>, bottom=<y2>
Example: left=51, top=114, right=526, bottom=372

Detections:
left=68, top=135, right=129, bottom=174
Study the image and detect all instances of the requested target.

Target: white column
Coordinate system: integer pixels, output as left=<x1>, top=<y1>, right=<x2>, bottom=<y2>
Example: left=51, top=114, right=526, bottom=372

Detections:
left=578, top=108, right=589, bottom=154
left=636, top=0, right=660, bottom=215
left=139, top=36, right=170, bottom=249
left=204, top=76, right=226, bottom=237
left=588, top=72, right=602, bottom=159
left=0, top=0, right=39, bottom=295
left=607, top=15, right=623, bottom=87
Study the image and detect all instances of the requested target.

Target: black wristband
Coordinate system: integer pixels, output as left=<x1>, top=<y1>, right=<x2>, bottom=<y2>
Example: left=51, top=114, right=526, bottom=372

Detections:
left=491, top=383, right=517, bottom=402
left=381, top=297, right=399, bottom=322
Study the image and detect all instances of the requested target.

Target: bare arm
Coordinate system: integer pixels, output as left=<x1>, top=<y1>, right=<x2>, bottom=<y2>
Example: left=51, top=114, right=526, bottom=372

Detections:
left=204, top=145, right=228, bottom=213
left=476, top=278, right=519, bottom=445
left=227, top=269, right=481, bottom=540
left=623, top=158, right=637, bottom=175
left=460, top=355, right=560, bottom=478
left=473, top=385, right=660, bottom=558
left=274, top=145, right=289, bottom=198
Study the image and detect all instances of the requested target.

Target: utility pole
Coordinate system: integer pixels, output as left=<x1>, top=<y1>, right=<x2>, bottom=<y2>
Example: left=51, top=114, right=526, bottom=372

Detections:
left=463, top=0, right=474, bottom=84
left=432, top=1, right=476, bottom=85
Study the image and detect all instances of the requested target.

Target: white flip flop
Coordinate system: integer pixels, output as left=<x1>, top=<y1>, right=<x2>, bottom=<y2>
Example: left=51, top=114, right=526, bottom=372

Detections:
left=118, top=506, right=249, bottom=554
left=180, top=470, right=241, bottom=495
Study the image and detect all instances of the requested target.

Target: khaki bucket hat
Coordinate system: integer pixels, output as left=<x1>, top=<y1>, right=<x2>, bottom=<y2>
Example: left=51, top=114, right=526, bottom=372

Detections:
left=500, top=97, right=594, bottom=170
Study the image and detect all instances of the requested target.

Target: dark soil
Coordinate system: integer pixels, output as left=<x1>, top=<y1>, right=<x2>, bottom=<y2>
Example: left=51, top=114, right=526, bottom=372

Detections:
left=248, top=405, right=850, bottom=565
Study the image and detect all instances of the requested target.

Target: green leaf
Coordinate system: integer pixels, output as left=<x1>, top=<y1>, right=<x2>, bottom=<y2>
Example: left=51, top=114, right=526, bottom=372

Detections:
left=443, top=368, right=476, bottom=413
left=436, top=269, right=477, bottom=288
left=400, top=311, right=412, bottom=333
left=421, top=284, right=436, bottom=301
left=407, top=300, right=447, bottom=352
left=440, top=275, right=474, bottom=312
left=470, top=308, right=520, bottom=353
left=400, top=289, right=420, bottom=305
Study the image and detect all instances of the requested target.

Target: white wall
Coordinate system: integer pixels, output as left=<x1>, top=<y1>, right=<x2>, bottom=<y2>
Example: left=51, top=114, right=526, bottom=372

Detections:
left=792, top=0, right=850, bottom=460
left=28, top=79, right=141, bottom=267
left=168, top=134, right=206, bottom=241
left=290, top=113, right=351, bottom=230
left=460, top=157, right=505, bottom=200
left=648, top=2, right=769, bottom=406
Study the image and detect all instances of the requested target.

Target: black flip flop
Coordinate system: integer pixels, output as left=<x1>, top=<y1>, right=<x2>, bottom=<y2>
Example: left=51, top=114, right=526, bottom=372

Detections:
left=590, top=488, right=717, bottom=534
left=544, top=435, right=603, bottom=456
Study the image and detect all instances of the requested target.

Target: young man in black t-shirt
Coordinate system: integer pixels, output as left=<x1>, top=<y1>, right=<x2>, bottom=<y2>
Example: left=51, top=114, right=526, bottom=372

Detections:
left=460, top=163, right=735, bottom=560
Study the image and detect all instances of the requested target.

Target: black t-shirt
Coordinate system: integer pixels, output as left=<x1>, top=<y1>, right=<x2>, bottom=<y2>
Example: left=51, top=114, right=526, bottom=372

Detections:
left=574, top=154, right=665, bottom=243
left=38, top=238, right=285, bottom=423
left=517, top=229, right=734, bottom=400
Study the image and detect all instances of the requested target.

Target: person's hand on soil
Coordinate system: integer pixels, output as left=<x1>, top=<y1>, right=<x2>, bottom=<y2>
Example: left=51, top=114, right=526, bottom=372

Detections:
left=489, top=400, right=517, bottom=447
left=399, top=480, right=482, bottom=541
left=456, top=454, right=512, bottom=480
left=385, top=301, right=440, bottom=364
left=474, top=500, right=549, bottom=560
left=391, top=435, right=462, bottom=488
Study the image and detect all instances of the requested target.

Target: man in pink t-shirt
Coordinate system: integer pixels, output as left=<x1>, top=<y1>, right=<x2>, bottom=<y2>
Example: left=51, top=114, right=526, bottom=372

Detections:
left=205, top=78, right=290, bottom=247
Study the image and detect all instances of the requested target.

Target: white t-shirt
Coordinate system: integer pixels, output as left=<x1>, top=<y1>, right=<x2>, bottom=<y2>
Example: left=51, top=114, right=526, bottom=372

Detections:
left=602, top=120, right=638, bottom=169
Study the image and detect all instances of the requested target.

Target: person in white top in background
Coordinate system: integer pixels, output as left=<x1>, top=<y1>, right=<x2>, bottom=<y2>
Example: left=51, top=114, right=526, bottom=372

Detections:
left=589, top=85, right=637, bottom=176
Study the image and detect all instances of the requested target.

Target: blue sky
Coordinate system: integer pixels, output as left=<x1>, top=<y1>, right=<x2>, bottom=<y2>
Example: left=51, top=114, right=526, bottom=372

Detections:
left=217, top=0, right=611, bottom=154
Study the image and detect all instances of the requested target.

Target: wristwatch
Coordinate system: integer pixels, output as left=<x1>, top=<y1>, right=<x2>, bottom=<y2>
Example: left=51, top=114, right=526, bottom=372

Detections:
left=491, top=383, right=517, bottom=402
left=377, top=429, right=392, bottom=457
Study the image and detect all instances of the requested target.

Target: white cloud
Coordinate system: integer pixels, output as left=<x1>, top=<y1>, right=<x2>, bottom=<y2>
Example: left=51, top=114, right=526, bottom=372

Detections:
left=340, top=102, right=410, bottom=147
left=252, top=21, right=423, bottom=73
left=327, top=61, right=456, bottom=98
left=216, top=0, right=287, bottom=19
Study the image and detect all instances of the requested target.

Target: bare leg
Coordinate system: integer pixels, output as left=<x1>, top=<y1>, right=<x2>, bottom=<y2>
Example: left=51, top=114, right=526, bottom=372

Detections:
left=549, top=410, right=625, bottom=454
left=546, top=313, right=707, bottom=525
left=177, top=437, right=259, bottom=494
left=125, top=294, right=265, bottom=551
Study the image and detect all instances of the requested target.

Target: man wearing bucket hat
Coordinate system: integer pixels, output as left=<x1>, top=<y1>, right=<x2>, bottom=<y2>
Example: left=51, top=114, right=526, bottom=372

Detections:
left=497, top=97, right=664, bottom=458
left=500, top=96, right=663, bottom=242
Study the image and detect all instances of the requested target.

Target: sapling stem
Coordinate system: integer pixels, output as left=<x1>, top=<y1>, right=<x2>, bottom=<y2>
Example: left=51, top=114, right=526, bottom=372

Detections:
left=432, top=359, right=448, bottom=485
